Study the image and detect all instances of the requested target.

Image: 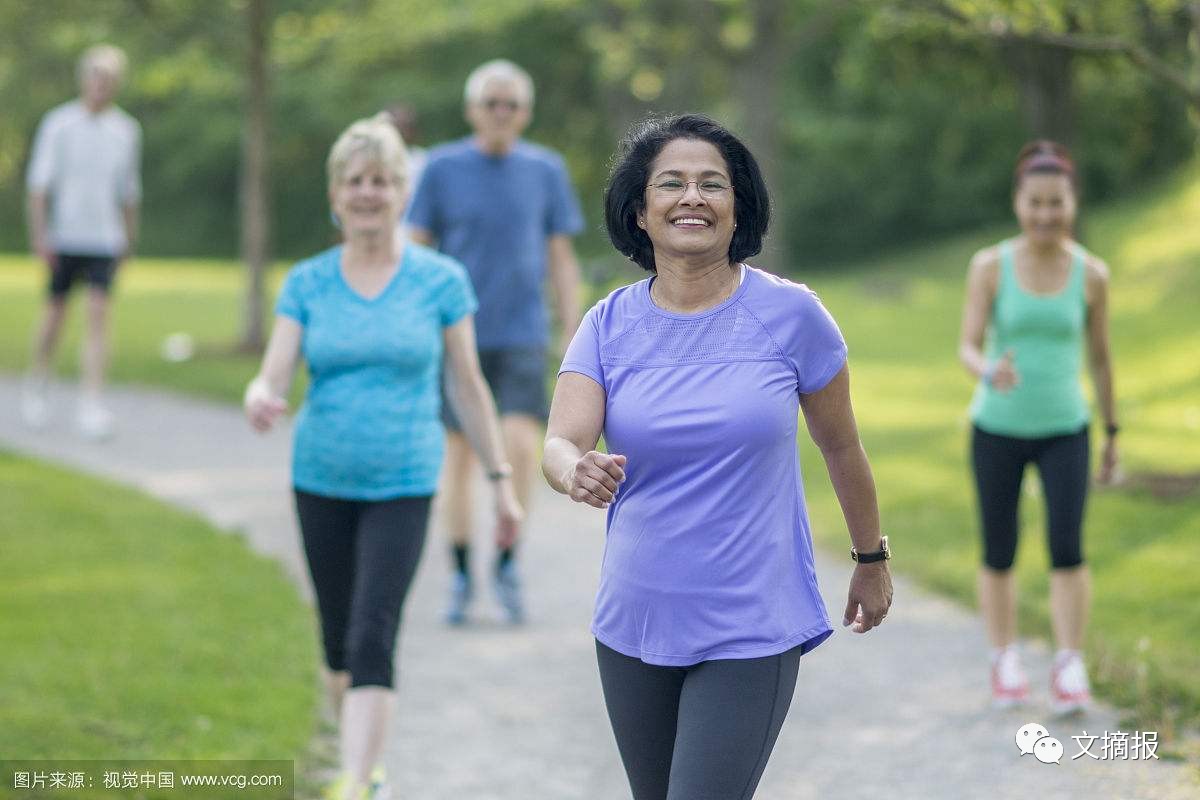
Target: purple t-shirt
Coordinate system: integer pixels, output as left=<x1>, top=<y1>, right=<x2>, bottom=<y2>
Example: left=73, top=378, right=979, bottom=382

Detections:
left=560, top=265, right=847, bottom=666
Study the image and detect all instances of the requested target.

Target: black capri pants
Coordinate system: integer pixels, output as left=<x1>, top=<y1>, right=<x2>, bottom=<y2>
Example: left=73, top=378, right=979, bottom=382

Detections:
left=970, top=424, right=1090, bottom=571
left=294, top=490, right=431, bottom=688
left=597, top=641, right=802, bottom=800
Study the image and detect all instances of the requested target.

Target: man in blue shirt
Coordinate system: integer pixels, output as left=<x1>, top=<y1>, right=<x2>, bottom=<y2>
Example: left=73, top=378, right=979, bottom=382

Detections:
left=408, top=59, right=584, bottom=625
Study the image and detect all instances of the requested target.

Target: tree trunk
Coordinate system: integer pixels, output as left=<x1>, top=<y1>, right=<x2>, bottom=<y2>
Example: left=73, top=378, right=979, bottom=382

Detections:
left=239, top=0, right=271, bottom=353
left=1000, top=37, right=1075, bottom=146
left=731, top=0, right=787, bottom=271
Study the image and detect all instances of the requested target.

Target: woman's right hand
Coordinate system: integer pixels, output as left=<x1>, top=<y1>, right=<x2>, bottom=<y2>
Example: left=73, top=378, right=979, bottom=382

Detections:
left=563, top=451, right=626, bottom=509
left=244, top=378, right=288, bottom=432
left=986, top=349, right=1020, bottom=393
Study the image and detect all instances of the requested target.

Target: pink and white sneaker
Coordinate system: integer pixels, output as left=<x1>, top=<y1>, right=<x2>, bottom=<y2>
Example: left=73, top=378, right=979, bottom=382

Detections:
left=1051, top=651, right=1091, bottom=715
left=991, top=647, right=1029, bottom=708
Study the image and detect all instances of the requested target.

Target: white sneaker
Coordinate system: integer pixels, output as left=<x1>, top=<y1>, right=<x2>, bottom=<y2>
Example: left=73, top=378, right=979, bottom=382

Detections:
left=20, top=377, right=50, bottom=430
left=77, top=400, right=115, bottom=440
left=991, top=647, right=1029, bottom=708
left=1051, top=651, right=1091, bottom=715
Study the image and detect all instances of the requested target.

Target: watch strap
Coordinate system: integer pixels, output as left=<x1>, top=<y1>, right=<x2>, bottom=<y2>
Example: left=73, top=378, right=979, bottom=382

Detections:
left=851, top=535, right=890, bottom=564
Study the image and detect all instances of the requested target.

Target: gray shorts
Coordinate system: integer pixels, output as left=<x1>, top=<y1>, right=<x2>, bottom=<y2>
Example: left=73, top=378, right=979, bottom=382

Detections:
left=442, top=347, right=548, bottom=432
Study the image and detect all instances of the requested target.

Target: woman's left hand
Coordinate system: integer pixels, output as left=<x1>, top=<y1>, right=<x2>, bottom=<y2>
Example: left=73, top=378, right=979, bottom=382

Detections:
left=1097, top=436, right=1120, bottom=485
left=843, top=563, right=893, bottom=634
left=493, top=480, right=525, bottom=549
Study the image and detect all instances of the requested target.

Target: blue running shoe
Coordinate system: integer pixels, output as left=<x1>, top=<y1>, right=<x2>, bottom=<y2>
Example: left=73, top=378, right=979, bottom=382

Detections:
left=445, top=572, right=473, bottom=625
left=494, top=560, right=525, bottom=624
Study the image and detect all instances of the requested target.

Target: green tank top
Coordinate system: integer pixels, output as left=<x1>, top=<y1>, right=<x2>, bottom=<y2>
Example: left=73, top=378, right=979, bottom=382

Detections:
left=970, top=240, right=1091, bottom=437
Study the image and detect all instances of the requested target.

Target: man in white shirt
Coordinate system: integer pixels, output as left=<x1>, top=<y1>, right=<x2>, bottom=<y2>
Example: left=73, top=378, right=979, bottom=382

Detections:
left=23, top=44, right=142, bottom=439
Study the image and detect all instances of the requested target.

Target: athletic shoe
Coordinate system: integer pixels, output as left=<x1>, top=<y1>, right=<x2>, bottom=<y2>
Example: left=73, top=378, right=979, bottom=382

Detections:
left=494, top=560, right=525, bottom=624
left=77, top=400, right=114, bottom=440
left=20, top=377, right=50, bottom=430
left=445, top=572, right=473, bottom=625
left=368, top=766, right=391, bottom=800
left=322, top=773, right=359, bottom=800
left=991, top=647, right=1029, bottom=708
left=322, top=772, right=382, bottom=800
left=1050, top=651, right=1091, bottom=715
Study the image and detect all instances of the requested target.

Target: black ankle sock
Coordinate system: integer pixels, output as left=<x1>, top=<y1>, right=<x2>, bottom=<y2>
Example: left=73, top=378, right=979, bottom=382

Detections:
left=497, top=547, right=515, bottom=570
left=452, top=544, right=470, bottom=575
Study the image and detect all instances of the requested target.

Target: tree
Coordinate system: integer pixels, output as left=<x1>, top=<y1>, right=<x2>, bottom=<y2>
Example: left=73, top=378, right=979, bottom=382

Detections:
left=239, top=0, right=272, bottom=352
left=881, top=1, right=1200, bottom=119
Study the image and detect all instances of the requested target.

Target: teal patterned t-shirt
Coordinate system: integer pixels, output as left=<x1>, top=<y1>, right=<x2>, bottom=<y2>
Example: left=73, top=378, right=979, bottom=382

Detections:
left=276, top=243, right=477, bottom=499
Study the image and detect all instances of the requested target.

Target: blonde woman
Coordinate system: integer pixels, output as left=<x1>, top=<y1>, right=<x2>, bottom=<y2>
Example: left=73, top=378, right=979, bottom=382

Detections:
left=244, top=115, right=521, bottom=800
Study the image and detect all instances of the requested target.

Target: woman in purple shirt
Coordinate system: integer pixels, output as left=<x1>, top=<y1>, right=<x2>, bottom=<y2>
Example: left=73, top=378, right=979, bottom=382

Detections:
left=542, top=115, right=893, bottom=799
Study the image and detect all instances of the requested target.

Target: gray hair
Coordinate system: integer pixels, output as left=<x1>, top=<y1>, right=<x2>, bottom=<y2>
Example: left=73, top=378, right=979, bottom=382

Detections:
left=326, top=113, right=410, bottom=189
left=78, top=44, right=128, bottom=83
left=463, top=59, right=534, bottom=108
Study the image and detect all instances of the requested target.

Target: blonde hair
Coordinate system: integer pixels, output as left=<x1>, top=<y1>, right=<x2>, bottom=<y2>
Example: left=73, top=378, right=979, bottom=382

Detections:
left=464, top=59, right=534, bottom=108
left=78, top=44, right=128, bottom=84
left=326, top=112, right=410, bottom=189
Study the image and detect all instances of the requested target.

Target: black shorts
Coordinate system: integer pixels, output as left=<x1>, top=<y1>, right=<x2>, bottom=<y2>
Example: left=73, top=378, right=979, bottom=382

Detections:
left=48, top=253, right=119, bottom=298
left=442, top=346, right=548, bottom=431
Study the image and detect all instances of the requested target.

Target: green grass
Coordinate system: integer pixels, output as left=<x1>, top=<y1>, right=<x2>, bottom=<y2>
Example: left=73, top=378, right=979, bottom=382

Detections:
left=0, top=257, right=288, bottom=405
left=795, top=163, right=1200, bottom=734
left=0, top=450, right=320, bottom=769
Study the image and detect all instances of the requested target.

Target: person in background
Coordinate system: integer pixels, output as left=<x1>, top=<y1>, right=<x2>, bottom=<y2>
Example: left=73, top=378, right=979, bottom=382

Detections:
left=244, top=114, right=521, bottom=800
left=408, top=58, right=585, bottom=625
left=958, top=140, right=1119, bottom=714
left=23, top=44, right=141, bottom=439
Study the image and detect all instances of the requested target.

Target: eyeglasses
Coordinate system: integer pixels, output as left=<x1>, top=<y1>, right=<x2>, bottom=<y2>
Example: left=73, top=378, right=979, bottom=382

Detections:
left=647, top=179, right=732, bottom=199
left=482, top=97, right=521, bottom=112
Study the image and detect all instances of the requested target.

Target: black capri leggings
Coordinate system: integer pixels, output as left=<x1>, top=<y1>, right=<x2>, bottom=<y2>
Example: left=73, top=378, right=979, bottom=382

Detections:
left=970, top=425, right=1090, bottom=571
left=596, top=641, right=801, bottom=800
left=294, top=490, right=431, bottom=688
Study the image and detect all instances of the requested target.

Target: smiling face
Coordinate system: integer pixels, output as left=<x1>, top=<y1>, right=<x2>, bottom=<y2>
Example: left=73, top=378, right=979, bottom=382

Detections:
left=466, top=78, right=531, bottom=153
left=1013, top=172, right=1076, bottom=247
left=329, top=152, right=404, bottom=238
left=637, top=138, right=735, bottom=266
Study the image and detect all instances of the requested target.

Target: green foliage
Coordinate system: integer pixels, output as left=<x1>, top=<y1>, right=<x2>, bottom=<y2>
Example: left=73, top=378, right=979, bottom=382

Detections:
left=782, top=1, right=1196, bottom=262
left=0, top=0, right=1195, bottom=267
left=0, top=450, right=319, bottom=760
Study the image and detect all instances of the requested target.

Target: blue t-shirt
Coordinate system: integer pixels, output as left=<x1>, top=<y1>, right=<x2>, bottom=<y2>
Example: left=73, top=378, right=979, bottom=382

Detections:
left=560, top=266, right=848, bottom=666
left=276, top=244, right=477, bottom=500
left=406, top=137, right=584, bottom=349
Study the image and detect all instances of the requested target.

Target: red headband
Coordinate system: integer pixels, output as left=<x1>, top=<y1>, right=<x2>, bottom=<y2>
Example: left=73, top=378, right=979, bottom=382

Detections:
left=1018, top=152, right=1074, bottom=177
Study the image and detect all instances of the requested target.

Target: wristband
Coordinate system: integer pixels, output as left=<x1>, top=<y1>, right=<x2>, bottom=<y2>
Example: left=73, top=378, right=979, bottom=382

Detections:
left=1105, top=423, right=1120, bottom=438
left=982, top=362, right=997, bottom=387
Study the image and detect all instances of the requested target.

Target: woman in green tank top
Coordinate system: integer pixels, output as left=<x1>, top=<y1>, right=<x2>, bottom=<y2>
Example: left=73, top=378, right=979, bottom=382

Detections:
left=957, top=141, right=1119, bottom=714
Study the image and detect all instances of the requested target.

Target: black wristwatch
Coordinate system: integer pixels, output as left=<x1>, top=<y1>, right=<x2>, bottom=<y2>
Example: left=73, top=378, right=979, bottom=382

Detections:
left=1105, top=423, right=1120, bottom=438
left=851, top=535, right=890, bottom=564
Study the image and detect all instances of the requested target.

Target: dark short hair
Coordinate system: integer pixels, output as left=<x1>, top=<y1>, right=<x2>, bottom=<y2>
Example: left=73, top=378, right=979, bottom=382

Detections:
left=604, top=114, right=770, bottom=272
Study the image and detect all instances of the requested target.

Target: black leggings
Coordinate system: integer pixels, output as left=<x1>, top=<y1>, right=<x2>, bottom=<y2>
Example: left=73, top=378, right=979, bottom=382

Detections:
left=294, top=490, right=431, bottom=688
left=971, top=425, right=1089, bottom=571
left=596, top=641, right=801, bottom=800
